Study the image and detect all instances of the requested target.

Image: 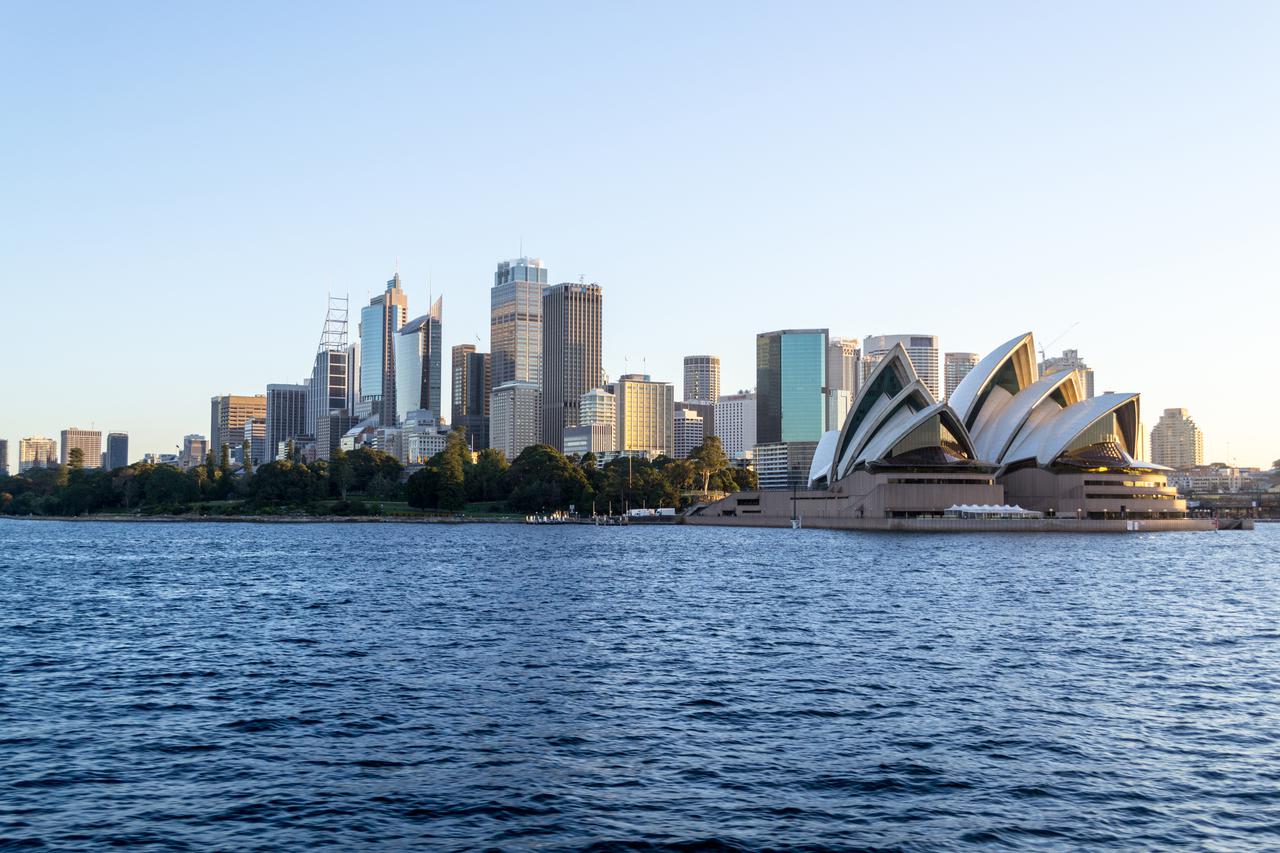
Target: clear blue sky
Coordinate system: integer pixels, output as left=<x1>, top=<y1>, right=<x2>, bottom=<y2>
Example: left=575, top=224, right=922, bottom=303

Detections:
left=3, top=2, right=1277, bottom=468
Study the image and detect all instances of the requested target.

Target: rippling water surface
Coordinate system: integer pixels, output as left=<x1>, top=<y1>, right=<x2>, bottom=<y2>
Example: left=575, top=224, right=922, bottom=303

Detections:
left=2, top=520, right=1279, bottom=851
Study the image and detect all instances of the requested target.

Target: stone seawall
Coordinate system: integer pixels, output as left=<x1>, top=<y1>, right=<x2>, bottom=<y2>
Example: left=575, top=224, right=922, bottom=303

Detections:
left=683, top=514, right=1218, bottom=533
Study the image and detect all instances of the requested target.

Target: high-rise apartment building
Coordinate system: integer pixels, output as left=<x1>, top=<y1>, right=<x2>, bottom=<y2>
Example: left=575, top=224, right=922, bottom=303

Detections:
left=1040, top=349, right=1095, bottom=399
left=541, top=282, right=603, bottom=450
left=1150, top=408, right=1205, bottom=469
left=266, top=384, right=309, bottom=461
left=490, top=257, right=548, bottom=387
left=210, top=394, right=267, bottom=455
left=452, top=344, right=492, bottom=451
left=677, top=400, right=715, bottom=444
left=673, top=408, right=705, bottom=459
left=18, top=437, right=58, bottom=473
left=715, top=392, right=757, bottom=458
left=60, top=428, right=102, bottom=468
left=490, top=380, right=542, bottom=461
left=359, top=271, right=410, bottom=425
left=180, top=435, right=207, bottom=469
left=395, top=296, right=443, bottom=424
left=863, top=335, right=940, bottom=400
left=757, top=329, right=828, bottom=445
left=243, top=418, right=267, bottom=464
left=683, top=356, right=721, bottom=403
left=577, top=386, right=617, bottom=452
left=309, top=295, right=349, bottom=442
left=0, top=439, right=7, bottom=476
left=105, top=432, right=129, bottom=470
left=616, top=374, right=675, bottom=458
left=827, top=339, right=860, bottom=397
left=944, top=352, right=980, bottom=400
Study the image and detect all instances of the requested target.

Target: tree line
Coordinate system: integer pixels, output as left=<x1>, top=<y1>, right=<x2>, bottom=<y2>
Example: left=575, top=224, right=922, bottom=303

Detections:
left=0, top=433, right=754, bottom=517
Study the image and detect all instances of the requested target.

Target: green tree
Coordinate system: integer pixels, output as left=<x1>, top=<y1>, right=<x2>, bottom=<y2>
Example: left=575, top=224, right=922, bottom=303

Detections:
left=436, top=430, right=471, bottom=511
left=501, top=444, right=590, bottom=512
left=248, top=460, right=322, bottom=505
left=688, top=436, right=730, bottom=493
left=219, top=443, right=231, bottom=473
left=346, top=447, right=403, bottom=492
left=405, top=464, right=440, bottom=509
left=330, top=447, right=355, bottom=499
left=467, top=448, right=509, bottom=502
left=242, top=440, right=253, bottom=477
left=144, top=465, right=200, bottom=507
left=68, top=447, right=85, bottom=470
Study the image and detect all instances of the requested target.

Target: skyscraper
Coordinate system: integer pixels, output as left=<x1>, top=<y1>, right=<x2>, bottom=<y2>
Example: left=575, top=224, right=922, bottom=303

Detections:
left=1150, top=408, right=1205, bottom=469
left=673, top=408, right=705, bottom=459
left=714, top=392, right=757, bottom=458
left=18, top=437, right=57, bottom=472
left=309, top=295, right=349, bottom=444
left=180, top=435, right=207, bottom=469
left=541, top=281, right=603, bottom=450
left=616, top=374, right=675, bottom=458
left=60, top=428, right=103, bottom=468
left=265, top=384, right=309, bottom=461
left=105, top=432, right=129, bottom=470
left=944, top=352, right=980, bottom=400
left=490, top=380, right=541, bottom=461
left=359, top=271, right=409, bottom=425
left=757, top=329, right=828, bottom=444
left=826, top=338, right=861, bottom=432
left=452, top=344, right=492, bottom=450
left=1040, top=348, right=1095, bottom=399
left=395, top=296, right=443, bottom=423
left=0, top=439, right=8, bottom=476
left=243, top=418, right=267, bottom=464
left=683, top=355, right=721, bottom=403
left=210, top=395, right=267, bottom=456
left=490, top=257, right=548, bottom=387
left=863, top=335, right=940, bottom=400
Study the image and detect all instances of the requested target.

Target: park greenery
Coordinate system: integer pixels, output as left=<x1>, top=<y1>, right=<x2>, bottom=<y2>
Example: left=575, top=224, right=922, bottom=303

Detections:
left=0, top=432, right=755, bottom=518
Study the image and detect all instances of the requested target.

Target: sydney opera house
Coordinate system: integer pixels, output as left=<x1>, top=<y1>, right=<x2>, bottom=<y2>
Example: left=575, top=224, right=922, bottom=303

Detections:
left=692, top=332, right=1208, bottom=530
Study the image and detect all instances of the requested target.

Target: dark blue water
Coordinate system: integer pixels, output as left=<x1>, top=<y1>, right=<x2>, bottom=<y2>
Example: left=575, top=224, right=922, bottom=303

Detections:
left=2, top=520, right=1279, bottom=851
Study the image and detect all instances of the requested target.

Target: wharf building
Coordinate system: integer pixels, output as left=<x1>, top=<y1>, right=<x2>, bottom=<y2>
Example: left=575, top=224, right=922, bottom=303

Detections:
left=863, top=334, right=940, bottom=401
left=358, top=272, right=409, bottom=425
left=694, top=332, right=1192, bottom=528
left=714, top=392, right=757, bottom=460
left=490, top=380, right=541, bottom=461
left=19, top=437, right=58, bottom=472
left=395, top=297, right=443, bottom=425
left=683, top=356, right=721, bottom=404
left=210, top=394, right=266, bottom=456
left=755, top=329, right=828, bottom=489
left=60, top=428, right=102, bottom=468
left=541, top=281, right=603, bottom=451
left=452, top=344, right=492, bottom=451
left=266, top=384, right=309, bottom=462
left=1149, top=408, right=1204, bottom=470
left=616, top=374, right=674, bottom=459
left=944, top=352, right=980, bottom=400
left=105, top=432, right=129, bottom=470
left=1039, top=349, right=1095, bottom=399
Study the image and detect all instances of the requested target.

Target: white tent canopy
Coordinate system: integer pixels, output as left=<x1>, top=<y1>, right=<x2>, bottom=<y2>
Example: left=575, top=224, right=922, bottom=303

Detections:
left=943, top=504, right=1043, bottom=518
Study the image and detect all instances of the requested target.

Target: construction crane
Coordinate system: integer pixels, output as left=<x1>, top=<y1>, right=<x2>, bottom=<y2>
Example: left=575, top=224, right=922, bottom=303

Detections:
left=1038, top=322, right=1079, bottom=365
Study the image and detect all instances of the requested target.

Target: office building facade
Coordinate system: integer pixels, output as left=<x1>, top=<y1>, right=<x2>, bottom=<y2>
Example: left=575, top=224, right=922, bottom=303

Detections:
left=541, top=281, right=603, bottom=451
left=0, top=439, right=7, bottom=476
left=452, top=344, right=492, bottom=451
left=180, top=435, right=207, bottom=469
left=266, top=384, right=309, bottom=461
left=944, top=352, right=980, bottom=400
left=60, top=428, right=103, bottom=468
left=1150, top=408, right=1205, bottom=469
left=863, top=334, right=940, bottom=401
left=210, top=394, right=266, bottom=455
left=395, top=296, right=443, bottom=424
left=491, top=257, right=548, bottom=387
left=616, top=374, right=674, bottom=458
left=18, top=437, right=58, bottom=472
left=674, top=408, right=705, bottom=459
left=359, top=272, right=410, bottom=424
left=757, top=329, right=828, bottom=445
left=563, top=424, right=615, bottom=457
left=105, top=432, right=129, bottom=470
left=683, top=355, right=721, bottom=403
left=715, top=392, right=757, bottom=459
left=490, top=380, right=542, bottom=461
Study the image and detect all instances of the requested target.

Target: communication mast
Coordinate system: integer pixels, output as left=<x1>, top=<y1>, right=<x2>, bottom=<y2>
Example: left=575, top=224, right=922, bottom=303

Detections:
left=318, top=293, right=349, bottom=353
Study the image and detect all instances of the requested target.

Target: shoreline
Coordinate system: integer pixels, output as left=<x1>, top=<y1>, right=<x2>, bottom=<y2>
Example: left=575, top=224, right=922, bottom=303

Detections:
left=0, top=514, right=525, bottom=525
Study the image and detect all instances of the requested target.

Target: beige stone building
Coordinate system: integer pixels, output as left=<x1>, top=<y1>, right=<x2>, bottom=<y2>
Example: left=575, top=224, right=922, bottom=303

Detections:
left=1149, top=408, right=1204, bottom=470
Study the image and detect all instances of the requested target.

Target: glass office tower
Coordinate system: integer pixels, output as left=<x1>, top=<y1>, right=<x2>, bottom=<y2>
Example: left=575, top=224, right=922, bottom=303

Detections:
left=756, top=329, right=828, bottom=444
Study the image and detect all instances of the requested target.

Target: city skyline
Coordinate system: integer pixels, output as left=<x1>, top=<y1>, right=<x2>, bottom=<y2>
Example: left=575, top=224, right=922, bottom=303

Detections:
left=3, top=5, right=1277, bottom=467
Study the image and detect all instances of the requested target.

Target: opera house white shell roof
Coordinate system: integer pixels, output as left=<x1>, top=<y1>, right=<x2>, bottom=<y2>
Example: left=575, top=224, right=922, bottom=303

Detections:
left=809, top=332, right=1163, bottom=488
